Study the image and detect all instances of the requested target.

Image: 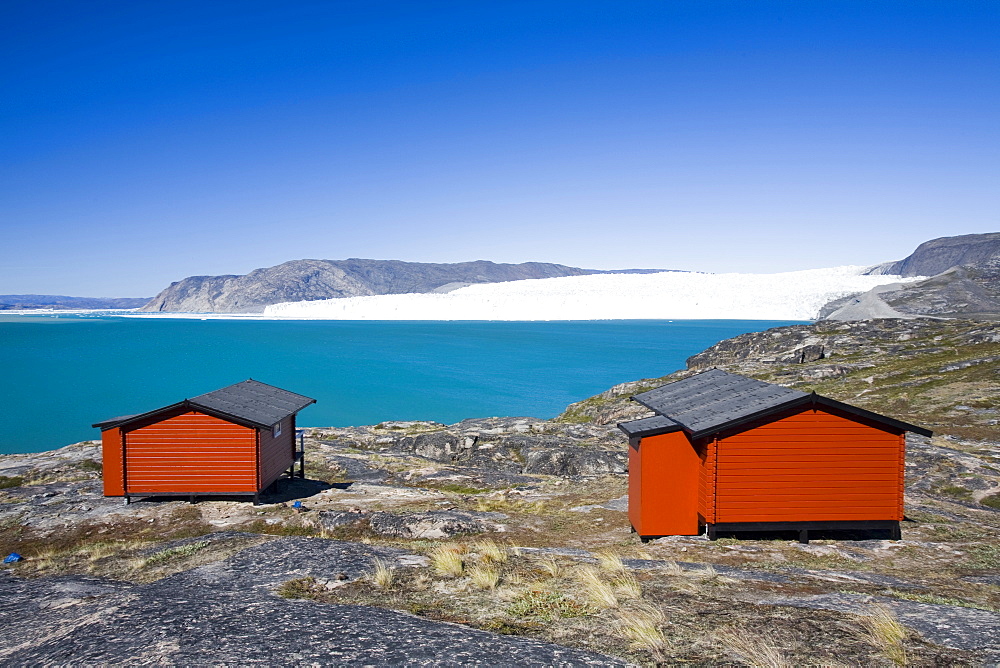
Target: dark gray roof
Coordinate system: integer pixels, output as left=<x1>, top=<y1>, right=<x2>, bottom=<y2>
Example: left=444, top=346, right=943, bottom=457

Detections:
left=190, top=380, right=316, bottom=428
left=632, top=369, right=807, bottom=437
left=622, top=368, right=931, bottom=439
left=617, top=415, right=681, bottom=438
left=93, top=380, right=316, bottom=430
left=92, top=414, right=140, bottom=429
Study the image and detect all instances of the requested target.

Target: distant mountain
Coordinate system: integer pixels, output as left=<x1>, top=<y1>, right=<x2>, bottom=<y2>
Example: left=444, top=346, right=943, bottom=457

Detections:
left=823, top=232, right=1000, bottom=320
left=874, top=232, right=1000, bottom=277
left=141, top=259, right=668, bottom=313
left=0, top=295, right=150, bottom=311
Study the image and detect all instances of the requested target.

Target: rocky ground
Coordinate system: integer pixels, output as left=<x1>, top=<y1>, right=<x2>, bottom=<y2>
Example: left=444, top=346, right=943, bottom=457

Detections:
left=1, top=318, right=999, bottom=665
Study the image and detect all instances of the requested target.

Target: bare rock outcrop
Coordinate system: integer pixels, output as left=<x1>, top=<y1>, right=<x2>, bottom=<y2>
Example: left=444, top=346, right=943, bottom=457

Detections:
left=311, top=417, right=628, bottom=478
left=368, top=510, right=508, bottom=538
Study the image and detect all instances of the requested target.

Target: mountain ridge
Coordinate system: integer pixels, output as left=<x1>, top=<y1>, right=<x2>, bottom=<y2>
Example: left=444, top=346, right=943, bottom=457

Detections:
left=138, top=231, right=1000, bottom=318
left=140, top=258, right=667, bottom=313
left=0, top=295, right=149, bottom=310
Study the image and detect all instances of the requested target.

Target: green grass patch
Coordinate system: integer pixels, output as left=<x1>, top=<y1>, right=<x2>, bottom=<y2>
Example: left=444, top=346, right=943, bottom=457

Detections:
left=0, top=476, right=24, bottom=490
left=277, top=577, right=320, bottom=599
left=242, top=519, right=320, bottom=537
left=965, top=544, right=1000, bottom=570
left=417, top=481, right=489, bottom=495
left=478, top=618, right=545, bottom=635
left=505, top=590, right=593, bottom=621
left=76, top=459, right=103, bottom=473
left=980, top=493, right=1000, bottom=510
left=553, top=409, right=595, bottom=424
left=144, top=540, right=211, bottom=566
left=881, top=590, right=998, bottom=612
left=935, top=485, right=975, bottom=501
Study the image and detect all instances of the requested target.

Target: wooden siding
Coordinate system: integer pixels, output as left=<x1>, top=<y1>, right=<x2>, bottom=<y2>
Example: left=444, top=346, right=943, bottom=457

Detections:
left=101, top=427, right=125, bottom=496
left=898, top=432, right=906, bottom=520
left=713, top=408, right=903, bottom=523
left=123, top=410, right=258, bottom=494
left=258, top=415, right=295, bottom=489
left=635, top=431, right=701, bottom=536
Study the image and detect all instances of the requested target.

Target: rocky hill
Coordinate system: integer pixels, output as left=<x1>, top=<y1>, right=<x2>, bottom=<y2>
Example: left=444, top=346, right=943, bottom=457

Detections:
left=0, top=295, right=149, bottom=310
left=559, top=318, right=1000, bottom=441
left=879, top=232, right=1000, bottom=277
left=824, top=233, right=1000, bottom=320
left=141, top=259, right=662, bottom=313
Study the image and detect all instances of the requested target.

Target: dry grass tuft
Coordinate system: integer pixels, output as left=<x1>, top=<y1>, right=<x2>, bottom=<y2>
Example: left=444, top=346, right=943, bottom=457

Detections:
left=84, top=542, right=120, bottom=562
left=615, top=602, right=667, bottom=654
left=539, top=554, right=563, bottom=578
left=504, top=570, right=526, bottom=588
left=496, top=584, right=522, bottom=602
left=473, top=497, right=547, bottom=514
left=411, top=572, right=432, bottom=591
left=125, top=556, right=147, bottom=571
left=474, top=538, right=508, bottom=564
left=672, top=563, right=727, bottom=594
left=661, top=560, right=685, bottom=576
left=614, top=569, right=642, bottom=599
left=369, top=558, right=396, bottom=590
left=576, top=565, right=619, bottom=608
left=595, top=549, right=626, bottom=573
left=857, top=603, right=908, bottom=666
left=467, top=563, right=502, bottom=590
left=429, top=544, right=465, bottom=577
left=716, top=627, right=792, bottom=668
left=697, top=564, right=719, bottom=579
left=27, top=548, right=58, bottom=572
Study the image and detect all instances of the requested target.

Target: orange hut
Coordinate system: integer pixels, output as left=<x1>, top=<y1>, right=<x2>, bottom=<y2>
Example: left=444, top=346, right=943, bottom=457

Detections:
left=618, top=369, right=931, bottom=542
left=94, top=380, right=315, bottom=504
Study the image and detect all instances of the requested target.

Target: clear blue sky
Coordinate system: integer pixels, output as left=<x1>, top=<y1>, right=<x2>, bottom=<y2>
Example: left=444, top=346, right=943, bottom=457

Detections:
left=2, top=0, right=997, bottom=296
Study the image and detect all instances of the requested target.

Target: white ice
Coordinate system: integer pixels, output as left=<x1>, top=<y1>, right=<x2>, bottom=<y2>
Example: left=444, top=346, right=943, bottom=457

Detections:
left=262, top=266, right=923, bottom=321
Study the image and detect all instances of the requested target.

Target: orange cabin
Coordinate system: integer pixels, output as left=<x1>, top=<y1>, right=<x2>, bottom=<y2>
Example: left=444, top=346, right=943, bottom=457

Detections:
left=618, top=369, right=931, bottom=542
left=93, top=380, right=316, bottom=504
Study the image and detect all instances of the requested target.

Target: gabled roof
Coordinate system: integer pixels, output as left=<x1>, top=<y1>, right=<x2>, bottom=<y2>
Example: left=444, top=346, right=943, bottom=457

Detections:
left=619, top=369, right=931, bottom=439
left=93, top=380, right=316, bottom=431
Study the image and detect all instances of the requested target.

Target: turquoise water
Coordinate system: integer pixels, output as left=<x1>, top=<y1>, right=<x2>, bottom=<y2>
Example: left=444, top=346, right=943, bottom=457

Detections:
left=0, top=316, right=801, bottom=454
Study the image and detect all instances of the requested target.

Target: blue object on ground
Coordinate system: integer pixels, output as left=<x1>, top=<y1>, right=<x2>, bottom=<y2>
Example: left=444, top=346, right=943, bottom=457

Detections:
left=292, top=501, right=302, bottom=509
left=3, top=553, right=22, bottom=563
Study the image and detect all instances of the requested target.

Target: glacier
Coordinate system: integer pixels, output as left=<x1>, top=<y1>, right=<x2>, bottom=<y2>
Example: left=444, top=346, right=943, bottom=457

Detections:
left=262, top=265, right=922, bottom=321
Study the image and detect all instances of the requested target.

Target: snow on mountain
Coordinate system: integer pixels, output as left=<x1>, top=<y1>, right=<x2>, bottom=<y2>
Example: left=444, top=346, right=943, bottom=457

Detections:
left=262, top=266, right=923, bottom=321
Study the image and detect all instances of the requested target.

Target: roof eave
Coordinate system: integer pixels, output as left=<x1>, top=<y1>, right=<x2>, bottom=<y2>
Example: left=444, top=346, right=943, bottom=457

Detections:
left=94, top=400, right=266, bottom=432
left=686, top=393, right=933, bottom=440
left=92, top=400, right=190, bottom=430
left=188, top=396, right=317, bottom=430
left=810, top=394, right=933, bottom=437
left=185, top=400, right=292, bottom=430
left=616, top=422, right=684, bottom=438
